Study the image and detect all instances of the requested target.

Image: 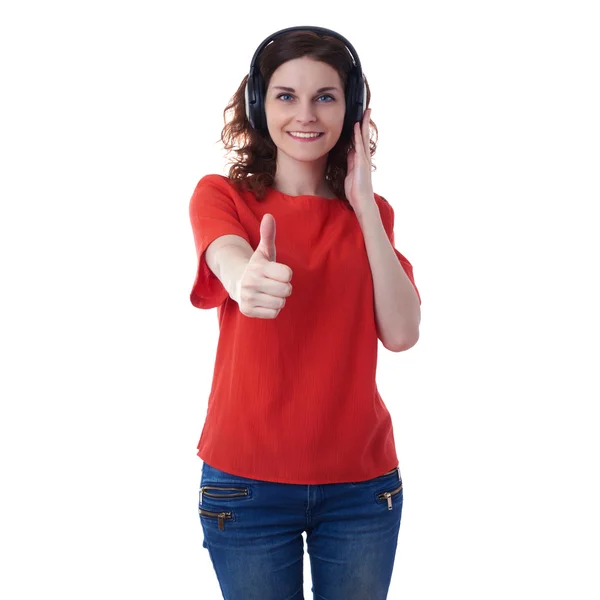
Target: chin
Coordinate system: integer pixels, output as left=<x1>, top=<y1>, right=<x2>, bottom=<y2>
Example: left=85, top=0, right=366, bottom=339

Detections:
left=284, top=147, right=330, bottom=162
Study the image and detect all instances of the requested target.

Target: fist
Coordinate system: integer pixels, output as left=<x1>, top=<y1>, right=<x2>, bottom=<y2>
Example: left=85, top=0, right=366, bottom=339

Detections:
left=237, top=214, right=293, bottom=319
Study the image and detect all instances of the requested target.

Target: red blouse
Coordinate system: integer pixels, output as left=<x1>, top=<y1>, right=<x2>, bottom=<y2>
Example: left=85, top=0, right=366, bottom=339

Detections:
left=189, top=174, right=420, bottom=484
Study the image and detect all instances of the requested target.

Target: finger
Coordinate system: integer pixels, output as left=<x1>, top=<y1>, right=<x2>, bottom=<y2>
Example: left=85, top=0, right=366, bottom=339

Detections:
left=259, top=213, right=276, bottom=262
left=363, top=109, right=371, bottom=154
left=354, top=120, right=366, bottom=161
left=354, top=120, right=362, bottom=149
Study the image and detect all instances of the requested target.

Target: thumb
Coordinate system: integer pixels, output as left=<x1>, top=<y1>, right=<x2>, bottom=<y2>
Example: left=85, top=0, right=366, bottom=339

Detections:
left=258, top=213, right=276, bottom=262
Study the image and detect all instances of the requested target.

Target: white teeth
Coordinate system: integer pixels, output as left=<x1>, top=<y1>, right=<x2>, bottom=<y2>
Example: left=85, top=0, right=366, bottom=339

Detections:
left=289, top=132, right=322, bottom=138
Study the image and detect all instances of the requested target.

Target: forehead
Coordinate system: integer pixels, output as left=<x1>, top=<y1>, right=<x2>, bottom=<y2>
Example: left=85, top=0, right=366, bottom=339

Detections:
left=268, top=57, right=342, bottom=89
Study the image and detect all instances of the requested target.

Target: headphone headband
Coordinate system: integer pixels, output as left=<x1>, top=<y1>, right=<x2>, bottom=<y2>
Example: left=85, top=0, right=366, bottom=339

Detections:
left=245, top=26, right=366, bottom=135
left=248, top=26, right=363, bottom=79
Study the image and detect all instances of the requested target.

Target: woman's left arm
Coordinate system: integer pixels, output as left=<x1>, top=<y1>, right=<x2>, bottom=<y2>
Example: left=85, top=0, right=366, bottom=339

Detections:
left=345, top=108, right=421, bottom=352
left=357, top=206, right=421, bottom=352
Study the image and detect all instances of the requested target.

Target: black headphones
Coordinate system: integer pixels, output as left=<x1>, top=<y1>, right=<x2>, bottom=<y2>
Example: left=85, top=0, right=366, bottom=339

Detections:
left=244, top=26, right=366, bottom=136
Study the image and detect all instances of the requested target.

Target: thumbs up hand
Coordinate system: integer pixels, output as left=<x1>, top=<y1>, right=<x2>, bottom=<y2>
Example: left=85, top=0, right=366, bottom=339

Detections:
left=236, top=214, right=293, bottom=319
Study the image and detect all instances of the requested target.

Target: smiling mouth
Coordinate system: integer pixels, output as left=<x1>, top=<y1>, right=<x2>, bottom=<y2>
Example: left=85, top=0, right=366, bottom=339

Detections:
left=287, top=132, right=325, bottom=139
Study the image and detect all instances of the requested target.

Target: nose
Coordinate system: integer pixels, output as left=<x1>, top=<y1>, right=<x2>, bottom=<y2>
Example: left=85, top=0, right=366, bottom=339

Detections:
left=294, top=101, right=318, bottom=125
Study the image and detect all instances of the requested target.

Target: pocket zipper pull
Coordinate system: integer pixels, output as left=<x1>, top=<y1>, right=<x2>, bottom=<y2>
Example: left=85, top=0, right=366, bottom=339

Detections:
left=384, top=492, right=393, bottom=510
left=200, top=487, right=204, bottom=506
left=218, top=513, right=226, bottom=531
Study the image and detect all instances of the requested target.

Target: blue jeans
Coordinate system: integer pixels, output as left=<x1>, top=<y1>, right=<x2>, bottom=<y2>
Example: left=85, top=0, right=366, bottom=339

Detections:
left=198, top=461, right=404, bottom=600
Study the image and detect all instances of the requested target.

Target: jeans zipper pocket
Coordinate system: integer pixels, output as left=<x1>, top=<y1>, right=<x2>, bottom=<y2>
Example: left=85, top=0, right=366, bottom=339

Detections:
left=200, top=486, right=249, bottom=506
left=198, top=508, right=233, bottom=531
left=377, top=483, right=403, bottom=511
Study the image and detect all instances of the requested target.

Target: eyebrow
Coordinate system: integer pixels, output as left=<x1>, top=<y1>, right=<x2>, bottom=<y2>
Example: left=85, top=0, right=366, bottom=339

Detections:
left=272, top=86, right=341, bottom=93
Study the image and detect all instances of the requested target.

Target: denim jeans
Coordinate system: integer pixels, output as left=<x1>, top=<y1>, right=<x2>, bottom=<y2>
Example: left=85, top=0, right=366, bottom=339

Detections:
left=198, top=461, right=404, bottom=600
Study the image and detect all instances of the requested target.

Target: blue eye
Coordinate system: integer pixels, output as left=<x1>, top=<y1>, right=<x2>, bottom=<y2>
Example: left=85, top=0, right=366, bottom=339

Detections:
left=276, top=93, right=335, bottom=102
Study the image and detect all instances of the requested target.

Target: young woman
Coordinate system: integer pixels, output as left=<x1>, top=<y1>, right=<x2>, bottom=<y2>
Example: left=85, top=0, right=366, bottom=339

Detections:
left=189, top=26, right=421, bottom=600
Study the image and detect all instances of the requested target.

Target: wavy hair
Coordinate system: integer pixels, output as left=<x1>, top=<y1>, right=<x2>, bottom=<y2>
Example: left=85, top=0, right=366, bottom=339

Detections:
left=217, top=29, right=378, bottom=211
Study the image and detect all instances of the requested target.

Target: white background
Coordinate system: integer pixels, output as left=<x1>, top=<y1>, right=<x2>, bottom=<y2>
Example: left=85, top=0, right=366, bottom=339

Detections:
left=1, top=0, right=599, bottom=598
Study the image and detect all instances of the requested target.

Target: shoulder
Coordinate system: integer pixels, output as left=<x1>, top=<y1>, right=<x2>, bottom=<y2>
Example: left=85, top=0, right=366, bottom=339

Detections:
left=189, top=175, right=239, bottom=216
left=373, top=192, right=394, bottom=221
left=195, top=173, right=231, bottom=190
left=195, top=174, right=248, bottom=198
left=374, top=192, right=391, bottom=209
left=191, top=174, right=242, bottom=200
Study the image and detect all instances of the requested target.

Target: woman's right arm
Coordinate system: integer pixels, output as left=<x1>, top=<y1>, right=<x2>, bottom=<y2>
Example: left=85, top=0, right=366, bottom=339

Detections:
left=205, top=235, right=254, bottom=304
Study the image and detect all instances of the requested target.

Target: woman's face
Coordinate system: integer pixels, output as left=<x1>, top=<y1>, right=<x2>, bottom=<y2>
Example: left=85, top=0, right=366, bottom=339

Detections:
left=264, top=57, right=346, bottom=162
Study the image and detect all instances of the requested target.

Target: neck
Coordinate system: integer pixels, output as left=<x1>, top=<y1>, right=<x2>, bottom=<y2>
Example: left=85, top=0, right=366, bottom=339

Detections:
left=272, top=151, right=331, bottom=197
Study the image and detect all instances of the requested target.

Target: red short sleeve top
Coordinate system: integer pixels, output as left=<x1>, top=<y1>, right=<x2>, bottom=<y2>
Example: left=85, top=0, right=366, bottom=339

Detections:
left=189, top=174, right=420, bottom=484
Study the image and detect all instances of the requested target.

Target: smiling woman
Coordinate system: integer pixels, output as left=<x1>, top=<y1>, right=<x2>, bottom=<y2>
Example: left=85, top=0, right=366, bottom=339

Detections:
left=189, top=25, right=420, bottom=600
left=219, top=28, right=379, bottom=209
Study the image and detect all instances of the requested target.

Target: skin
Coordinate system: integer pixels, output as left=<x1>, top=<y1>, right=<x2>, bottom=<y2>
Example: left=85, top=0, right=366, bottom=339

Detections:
left=264, top=56, right=347, bottom=199
left=264, top=56, right=375, bottom=216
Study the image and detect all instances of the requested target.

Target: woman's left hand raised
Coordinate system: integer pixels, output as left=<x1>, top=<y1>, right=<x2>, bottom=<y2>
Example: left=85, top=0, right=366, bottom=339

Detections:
left=344, top=107, right=376, bottom=217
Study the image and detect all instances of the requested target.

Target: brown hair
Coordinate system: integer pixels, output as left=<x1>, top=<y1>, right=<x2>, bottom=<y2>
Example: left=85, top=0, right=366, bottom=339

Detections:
left=217, top=29, right=378, bottom=211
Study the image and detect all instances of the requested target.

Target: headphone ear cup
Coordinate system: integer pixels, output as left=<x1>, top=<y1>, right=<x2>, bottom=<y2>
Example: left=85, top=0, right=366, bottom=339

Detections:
left=344, top=68, right=365, bottom=133
left=245, top=75, right=259, bottom=129
left=245, top=71, right=267, bottom=133
left=361, top=77, right=367, bottom=120
left=245, top=79, right=253, bottom=126
left=255, top=72, right=266, bottom=133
